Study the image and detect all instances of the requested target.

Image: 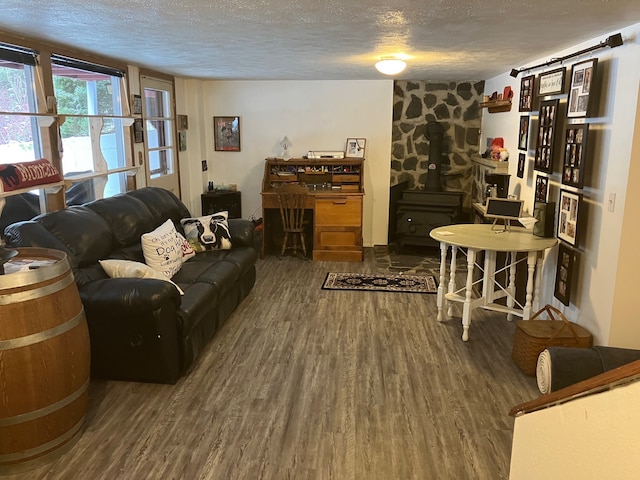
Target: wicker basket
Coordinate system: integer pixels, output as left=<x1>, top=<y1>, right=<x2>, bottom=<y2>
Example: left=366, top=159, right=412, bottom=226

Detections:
left=512, top=304, right=593, bottom=376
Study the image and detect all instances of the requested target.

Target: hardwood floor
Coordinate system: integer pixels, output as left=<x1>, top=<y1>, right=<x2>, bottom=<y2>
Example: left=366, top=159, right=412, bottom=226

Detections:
left=6, top=249, right=539, bottom=480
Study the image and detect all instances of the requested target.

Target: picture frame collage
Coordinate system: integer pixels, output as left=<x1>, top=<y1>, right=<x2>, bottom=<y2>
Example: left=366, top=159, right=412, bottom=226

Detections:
left=514, top=59, right=600, bottom=306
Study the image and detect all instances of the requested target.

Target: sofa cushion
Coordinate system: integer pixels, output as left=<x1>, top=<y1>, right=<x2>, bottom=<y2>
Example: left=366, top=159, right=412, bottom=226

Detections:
left=86, top=194, right=155, bottom=247
left=141, top=219, right=187, bottom=278
left=128, top=187, right=191, bottom=228
left=181, top=211, right=232, bottom=252
left=34, top=205, right=114, bottom=266
left=99, top=259, right=184, bottom=295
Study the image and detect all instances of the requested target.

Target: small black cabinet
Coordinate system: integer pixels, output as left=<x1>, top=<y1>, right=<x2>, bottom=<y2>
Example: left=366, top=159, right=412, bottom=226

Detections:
left=201, top=191, right=242, bottom=218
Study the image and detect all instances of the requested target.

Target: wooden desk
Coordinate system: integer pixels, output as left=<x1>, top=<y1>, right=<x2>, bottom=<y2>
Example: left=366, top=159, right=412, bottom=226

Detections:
left=261, top=158, right=364, bottom=261
left=430, top=224, right=557, bottom=341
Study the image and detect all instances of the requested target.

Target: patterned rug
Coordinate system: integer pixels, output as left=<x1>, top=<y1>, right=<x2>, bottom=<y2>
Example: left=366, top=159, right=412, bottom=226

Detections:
left=322, top=272, right=438, bottom=293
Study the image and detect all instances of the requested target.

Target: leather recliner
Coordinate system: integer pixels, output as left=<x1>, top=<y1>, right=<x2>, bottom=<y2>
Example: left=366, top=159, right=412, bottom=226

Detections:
left=4, top=187, right=258, bottom=384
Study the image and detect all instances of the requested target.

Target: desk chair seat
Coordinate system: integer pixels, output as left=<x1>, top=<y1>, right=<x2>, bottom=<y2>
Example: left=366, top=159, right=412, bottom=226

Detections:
left=277, top=185, right=308, bottom=258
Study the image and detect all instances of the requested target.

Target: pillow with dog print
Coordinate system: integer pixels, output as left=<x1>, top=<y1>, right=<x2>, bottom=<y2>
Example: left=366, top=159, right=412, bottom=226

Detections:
left=141, top=219, right=186, bottom=278
left=180, top=211, right=232, bottom=252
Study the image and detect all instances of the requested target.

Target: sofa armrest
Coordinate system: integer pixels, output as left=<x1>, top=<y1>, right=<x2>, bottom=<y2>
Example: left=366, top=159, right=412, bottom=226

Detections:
left=79, top=277, right=181, bottom=314
left=228, top=218, right=256, bottom=249
left=79, top=278, right=183, bottom=383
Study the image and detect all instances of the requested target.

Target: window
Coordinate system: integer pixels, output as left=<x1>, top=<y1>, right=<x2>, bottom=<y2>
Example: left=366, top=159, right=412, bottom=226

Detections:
left=0, top=43, right=41, bottom=164
left=143, top=83, right=174, bottom=178
left=51, top=55, right=128, bottom=200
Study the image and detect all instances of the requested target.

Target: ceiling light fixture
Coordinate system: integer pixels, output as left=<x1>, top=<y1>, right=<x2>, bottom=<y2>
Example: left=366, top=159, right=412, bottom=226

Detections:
left=510, top=32, right=623, bottom=77
left=375, top=56, right=407, bottom=75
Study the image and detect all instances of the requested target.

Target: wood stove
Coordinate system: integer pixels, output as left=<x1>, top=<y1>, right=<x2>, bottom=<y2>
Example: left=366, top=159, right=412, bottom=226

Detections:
left=395, top=190, right=464, bottom=250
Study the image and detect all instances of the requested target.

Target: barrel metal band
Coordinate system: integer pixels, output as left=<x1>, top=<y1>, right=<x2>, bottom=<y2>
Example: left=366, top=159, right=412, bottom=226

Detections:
left=0, top=378, right=89, bottom=427
left=0, top=254, right=69, bottom=291
left=0, top=307, right=85, bottom=351
left=0, top=417, right=84, bottom=463
left=0, top=273, right=74, bottom=305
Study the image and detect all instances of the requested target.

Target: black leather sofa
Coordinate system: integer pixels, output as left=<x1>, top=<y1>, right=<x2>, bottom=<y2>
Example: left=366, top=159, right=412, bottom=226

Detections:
left=3, top=187, right=258, bottom=384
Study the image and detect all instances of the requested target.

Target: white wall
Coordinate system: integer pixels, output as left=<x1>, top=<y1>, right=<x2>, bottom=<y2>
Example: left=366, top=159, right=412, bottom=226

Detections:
left=176, top=80, right=394, bottom=248
left=509, top=379, right=640, bottom=479
left=482, top=23, right=640, bottom=347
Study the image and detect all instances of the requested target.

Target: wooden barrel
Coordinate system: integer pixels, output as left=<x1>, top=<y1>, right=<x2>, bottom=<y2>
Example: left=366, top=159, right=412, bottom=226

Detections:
left=0, top=248, right=90, bottom=474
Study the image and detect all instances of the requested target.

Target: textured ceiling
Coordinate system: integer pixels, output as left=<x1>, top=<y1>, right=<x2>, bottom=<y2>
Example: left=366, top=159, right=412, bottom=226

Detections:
left=0, top=1, right=639, bottom=81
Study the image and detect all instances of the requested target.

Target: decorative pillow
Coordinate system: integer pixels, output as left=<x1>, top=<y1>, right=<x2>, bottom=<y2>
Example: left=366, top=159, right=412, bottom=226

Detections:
left=0, top=158, right=62, bottom=192
left=177, top=231, right=196, bottom=262
left=180, top=211, right=232, bottom=252
left=99, top=259, right=184, bottom=295
left=141, top=219, right=185, bottom=278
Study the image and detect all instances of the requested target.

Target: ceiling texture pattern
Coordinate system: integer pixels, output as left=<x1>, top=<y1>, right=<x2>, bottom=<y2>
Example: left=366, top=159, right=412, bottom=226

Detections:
left=1, top=0, right=639, bottom=81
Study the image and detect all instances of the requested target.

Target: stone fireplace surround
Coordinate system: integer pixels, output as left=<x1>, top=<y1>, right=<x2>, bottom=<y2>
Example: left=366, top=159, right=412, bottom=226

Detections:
left=391, top=80, right=485, bottom=212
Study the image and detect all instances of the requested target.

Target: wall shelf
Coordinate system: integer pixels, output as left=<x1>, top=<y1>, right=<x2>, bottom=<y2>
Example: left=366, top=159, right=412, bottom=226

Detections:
left=479, top=100, right=512, bottom=113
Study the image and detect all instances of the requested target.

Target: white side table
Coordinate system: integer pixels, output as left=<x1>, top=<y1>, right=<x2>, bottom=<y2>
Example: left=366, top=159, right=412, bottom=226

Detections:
left=430, top=224, right=557, bottom=341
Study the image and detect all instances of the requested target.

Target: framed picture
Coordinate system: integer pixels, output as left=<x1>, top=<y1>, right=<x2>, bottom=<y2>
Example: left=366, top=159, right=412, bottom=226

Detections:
left=557, top=189, right=582, bottom=247
left=534, top=98, right=560, bottom=174
left=554, top=243, right=576, bottom=306
left=568, top=58, right=598, bottom=118
left=562, top=124, right=589, bottom=188
left=517, top=153, right=526, bottom=179
left=519, top=75, right=535, bottom=112
left=345, top=138, right=366, bottom=158
left=214, top=116, right=240, bottom=151
left=538, top=67, right=566, bottom=96
left=518, top=115, right=530, bottom=151
left=535, top=174, right=549, bottom=203
left=177, top=115, right=188, bottom=130
left=133, top=118, right=144, bottom=143
left=178, top=130, right=187, bottom=151
left=132, top=94, right=142, bottom=115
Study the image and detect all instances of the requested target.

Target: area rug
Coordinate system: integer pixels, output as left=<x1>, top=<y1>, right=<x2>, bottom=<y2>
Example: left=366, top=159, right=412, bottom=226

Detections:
left=322, top=272, right=437, bottom=293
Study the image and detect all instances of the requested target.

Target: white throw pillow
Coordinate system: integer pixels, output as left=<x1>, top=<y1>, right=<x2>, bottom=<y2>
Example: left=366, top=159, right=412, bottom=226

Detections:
left=141, top=219, right=185, bottom=278
left=99, top=259, right=184, bottom=295
left=180, top=211, right=232, bottom=252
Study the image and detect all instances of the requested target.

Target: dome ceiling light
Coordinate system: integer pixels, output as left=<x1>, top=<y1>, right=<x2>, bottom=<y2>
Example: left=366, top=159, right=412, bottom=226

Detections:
left=375, top=56, right=407, bottom=75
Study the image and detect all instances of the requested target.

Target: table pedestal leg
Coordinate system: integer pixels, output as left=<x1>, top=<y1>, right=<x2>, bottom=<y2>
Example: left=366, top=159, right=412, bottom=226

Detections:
left=533, top=251, right=544, bottom=313
left=437, top=242, right=448, bottom=322
left=447, top=246, right=458, bottom=317
left=507, top=251, right=517, bottom=321
left=461, top=248, right=476, bottom=342
left=523, top=251, right=536, bottom=320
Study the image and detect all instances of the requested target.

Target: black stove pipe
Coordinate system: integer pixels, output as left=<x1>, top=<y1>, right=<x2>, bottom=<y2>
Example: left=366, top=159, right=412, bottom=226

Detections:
left=425, top=121, right=444, bottom=192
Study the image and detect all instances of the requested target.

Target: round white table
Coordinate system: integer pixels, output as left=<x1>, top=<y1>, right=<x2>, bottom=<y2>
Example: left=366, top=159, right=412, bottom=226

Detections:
left=430, top=224, right=557, bottom=341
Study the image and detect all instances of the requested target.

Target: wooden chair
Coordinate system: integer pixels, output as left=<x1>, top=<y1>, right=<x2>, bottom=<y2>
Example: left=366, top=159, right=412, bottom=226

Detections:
left=277, top=184, right=308, bottom=258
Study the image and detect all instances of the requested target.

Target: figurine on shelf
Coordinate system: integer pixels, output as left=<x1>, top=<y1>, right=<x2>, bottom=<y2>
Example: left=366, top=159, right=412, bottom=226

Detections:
left=280, top=135, right=292, bottom=159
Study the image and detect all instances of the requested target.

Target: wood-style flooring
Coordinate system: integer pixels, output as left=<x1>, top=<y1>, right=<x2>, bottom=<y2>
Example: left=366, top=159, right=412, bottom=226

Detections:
left=5, top=249, right=539, bottom=480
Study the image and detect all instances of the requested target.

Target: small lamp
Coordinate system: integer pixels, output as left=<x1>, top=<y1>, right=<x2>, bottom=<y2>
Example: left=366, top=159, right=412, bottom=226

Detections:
left=375, top=56, right=407, bottom=75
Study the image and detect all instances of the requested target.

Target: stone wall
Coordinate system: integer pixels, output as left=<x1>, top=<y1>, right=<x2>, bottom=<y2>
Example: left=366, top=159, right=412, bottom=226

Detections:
left=391, top=81, right=484, bottom=209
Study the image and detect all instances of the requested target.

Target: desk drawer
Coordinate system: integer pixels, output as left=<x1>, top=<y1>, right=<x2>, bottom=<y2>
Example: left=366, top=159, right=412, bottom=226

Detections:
left=315, top=196, right=362, bottom=226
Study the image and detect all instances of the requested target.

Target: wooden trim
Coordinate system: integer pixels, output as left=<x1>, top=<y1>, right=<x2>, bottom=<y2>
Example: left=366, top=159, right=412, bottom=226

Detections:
left=510, top=359, right=640, bottom=417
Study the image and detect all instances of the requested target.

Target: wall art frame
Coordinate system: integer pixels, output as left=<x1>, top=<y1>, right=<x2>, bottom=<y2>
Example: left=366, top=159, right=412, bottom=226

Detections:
left=214, top=116, right=241, bottom=151
left=538, top=67, right=566, bottom=96
left=517, top=153, right=526, bottom=179
left=562, top=123, right=589, bottom=188
left=519, top=75, right=536, bottom=112
left=132, top=94, right=142, bottom=115
left=534, top=98, right=559, bottom=174
left=554, top=242, right=576, bottom=306
left=568, top=58, right=598, bottom=118
left=535, top=174, right=549, bottom=203
left=345, top=138, right=366, bottom=158
left=133, top=118, right=144, bottom=143
left=518, top=115, right=530, bottom=151
left=557, top=188, right=582, bottom=247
